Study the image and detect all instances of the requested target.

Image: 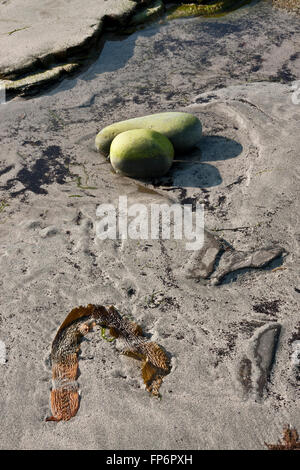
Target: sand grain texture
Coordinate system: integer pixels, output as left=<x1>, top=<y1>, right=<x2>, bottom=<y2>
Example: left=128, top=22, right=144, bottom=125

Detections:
left=0, top=2, right=299, bottom=449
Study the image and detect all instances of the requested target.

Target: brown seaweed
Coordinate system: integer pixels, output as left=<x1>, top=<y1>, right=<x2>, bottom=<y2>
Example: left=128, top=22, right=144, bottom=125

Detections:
left=46, top=304, right=170, bottom=422
left=265, top=426, right=300, bottom=450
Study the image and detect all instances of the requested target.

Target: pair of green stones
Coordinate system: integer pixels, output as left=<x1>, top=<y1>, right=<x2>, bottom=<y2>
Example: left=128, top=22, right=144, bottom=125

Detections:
left=95, top=112, right=202, bottom=179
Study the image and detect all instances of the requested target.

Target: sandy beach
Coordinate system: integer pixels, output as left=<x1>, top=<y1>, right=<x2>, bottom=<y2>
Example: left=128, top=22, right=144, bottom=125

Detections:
left=0, top=0, right=299, bottom=449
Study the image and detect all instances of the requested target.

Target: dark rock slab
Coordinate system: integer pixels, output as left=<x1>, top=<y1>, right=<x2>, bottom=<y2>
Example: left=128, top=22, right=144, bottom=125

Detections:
left=184, top=229, right=223, bottom=279
left=253, top=324, right=281, bottom=399
left=210, top=246, right=284, bottom=285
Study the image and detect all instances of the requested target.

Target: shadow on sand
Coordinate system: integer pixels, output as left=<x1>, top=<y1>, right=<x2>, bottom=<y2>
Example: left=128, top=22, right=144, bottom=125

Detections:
left=161, top=136, right=243, bottom=188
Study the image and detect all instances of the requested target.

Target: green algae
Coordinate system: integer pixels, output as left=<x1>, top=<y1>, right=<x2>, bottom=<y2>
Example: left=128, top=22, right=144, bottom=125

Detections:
left=110, top=128, right=174, bottom=178
left=0, top=200, right=8, bottom=215
left=95, top=112, right=202, bottom=155
left=75, top=175, right=97, bottom=190
left=67, top=162, right=98, bottom=191
left=7, top=26, right=30, bottom=36
left=101, top=327, right=116, bottom=342
left=166, top=0, right=252, bottom=20
left=2, top=63, right=79, bottom=94
left=130, top=0, right=164, bottom=25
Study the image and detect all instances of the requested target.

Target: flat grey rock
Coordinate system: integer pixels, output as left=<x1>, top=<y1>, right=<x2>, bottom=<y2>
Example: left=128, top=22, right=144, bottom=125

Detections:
left=237, top=324, right=281, bottom=400
left=210, top=246, right=284, bottom=285
left=0, top=1, right=300, bottom=450
left=185, top=229, right=223, bottom=279
left=0, top=0, right=140, bottom=79
left=254, top=324, right=281, bottom=398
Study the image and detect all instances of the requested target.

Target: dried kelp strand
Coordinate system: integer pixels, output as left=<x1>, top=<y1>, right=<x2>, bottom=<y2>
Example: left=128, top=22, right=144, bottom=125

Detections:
left=46, top=304, right=171, bottom=422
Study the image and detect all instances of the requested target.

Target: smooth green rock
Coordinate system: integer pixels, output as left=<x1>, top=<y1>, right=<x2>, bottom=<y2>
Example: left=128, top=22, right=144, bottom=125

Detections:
left=166, top=0, right=244, bottom=20
left=110, top=129, right=174, bottom=178
left=95, top=112, right=202, bottom=156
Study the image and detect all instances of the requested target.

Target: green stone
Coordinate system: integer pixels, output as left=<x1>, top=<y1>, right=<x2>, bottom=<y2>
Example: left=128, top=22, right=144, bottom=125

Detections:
left=95, top=112, right=202, bottom=156
left=110, top=129, right=174, bottom=178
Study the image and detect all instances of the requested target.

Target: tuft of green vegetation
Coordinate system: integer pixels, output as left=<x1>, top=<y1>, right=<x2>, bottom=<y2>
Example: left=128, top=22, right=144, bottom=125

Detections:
left=7, top=26, right=30, bottom=36
left=67, top=162, right=98, bottom=193
left=167, top=0, right=251, bottom=20
left=101, top=327, right=116, bottom=342
left=0, top=200, right=8, bottom=215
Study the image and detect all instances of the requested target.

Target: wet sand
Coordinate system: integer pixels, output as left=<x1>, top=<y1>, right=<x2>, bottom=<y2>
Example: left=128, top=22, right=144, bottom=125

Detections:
left=0, top=1, right=299, bottom=449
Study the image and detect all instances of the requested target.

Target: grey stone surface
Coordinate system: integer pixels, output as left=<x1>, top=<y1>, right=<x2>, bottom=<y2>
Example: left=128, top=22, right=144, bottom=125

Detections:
left=0, top=0, right=141, bottom=78
left=211, top=246, right=284, bottom=285
left=185, top=229, right=223, bottom=280
left=253, top=324, right=281, bottom=398
left=0, top=0, right=299, bottom=450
